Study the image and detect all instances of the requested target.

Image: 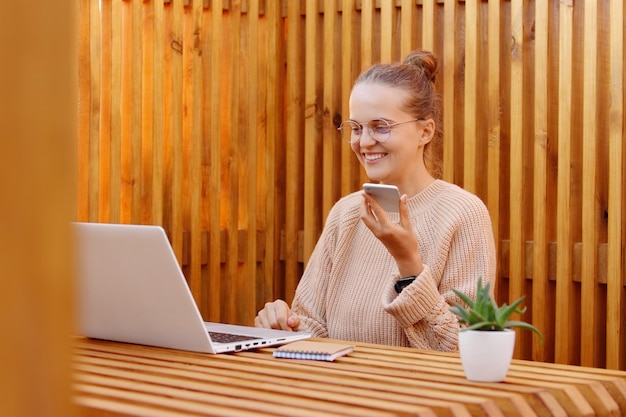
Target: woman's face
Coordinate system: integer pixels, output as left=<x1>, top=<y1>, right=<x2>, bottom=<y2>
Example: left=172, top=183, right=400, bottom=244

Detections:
left=349, top=82, right=434, bottom=193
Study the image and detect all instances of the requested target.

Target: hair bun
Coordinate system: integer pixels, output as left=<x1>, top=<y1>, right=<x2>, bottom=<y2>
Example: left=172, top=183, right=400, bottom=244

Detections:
left=403, top=50, right=439, bottom=83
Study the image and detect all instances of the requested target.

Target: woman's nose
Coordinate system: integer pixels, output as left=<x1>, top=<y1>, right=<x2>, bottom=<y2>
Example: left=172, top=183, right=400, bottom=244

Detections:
left=358, top=128, right=378, bottom=146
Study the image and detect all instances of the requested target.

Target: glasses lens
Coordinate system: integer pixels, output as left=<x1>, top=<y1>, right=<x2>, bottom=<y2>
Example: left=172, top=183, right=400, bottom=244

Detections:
left=340, top=121, right=361, bottom=143
left=369, top=119, right=392, bottom=142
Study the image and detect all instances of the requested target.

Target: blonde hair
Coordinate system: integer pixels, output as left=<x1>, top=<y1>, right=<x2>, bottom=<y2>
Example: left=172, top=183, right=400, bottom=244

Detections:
left=354, top=50, right=443, bottom=178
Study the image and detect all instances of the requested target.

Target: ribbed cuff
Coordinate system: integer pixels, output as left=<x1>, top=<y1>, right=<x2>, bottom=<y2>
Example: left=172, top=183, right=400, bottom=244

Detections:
left=383, top=265, right=440, bottom=328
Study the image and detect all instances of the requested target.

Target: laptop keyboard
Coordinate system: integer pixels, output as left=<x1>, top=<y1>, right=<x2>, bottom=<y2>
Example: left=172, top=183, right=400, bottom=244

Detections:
left=208, top=331, right=259, bottom=344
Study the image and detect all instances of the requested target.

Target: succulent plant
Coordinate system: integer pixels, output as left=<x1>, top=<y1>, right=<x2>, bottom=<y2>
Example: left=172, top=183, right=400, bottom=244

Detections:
left=449, top=278, right=543, bottom=342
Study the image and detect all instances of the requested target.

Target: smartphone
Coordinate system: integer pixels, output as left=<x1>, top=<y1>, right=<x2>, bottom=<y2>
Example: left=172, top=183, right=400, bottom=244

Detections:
left=363, top=183, right=401, bottom=212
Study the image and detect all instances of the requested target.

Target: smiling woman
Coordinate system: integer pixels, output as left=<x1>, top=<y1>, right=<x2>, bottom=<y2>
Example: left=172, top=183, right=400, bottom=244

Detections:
left=255, top=50, right=497, bottom=352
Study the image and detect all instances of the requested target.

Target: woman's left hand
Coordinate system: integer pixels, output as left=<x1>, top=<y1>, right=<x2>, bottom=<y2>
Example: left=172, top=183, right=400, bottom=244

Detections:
left=360, top=192, right=423, bottom=277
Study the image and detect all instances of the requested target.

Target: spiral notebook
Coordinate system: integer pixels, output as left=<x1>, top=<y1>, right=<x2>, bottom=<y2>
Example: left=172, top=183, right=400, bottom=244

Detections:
left=273, top=340, right=354, bottom=361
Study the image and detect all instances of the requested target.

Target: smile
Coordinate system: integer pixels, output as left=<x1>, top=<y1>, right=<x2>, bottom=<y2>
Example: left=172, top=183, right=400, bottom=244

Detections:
left=363, top=153, right=387, bottom=161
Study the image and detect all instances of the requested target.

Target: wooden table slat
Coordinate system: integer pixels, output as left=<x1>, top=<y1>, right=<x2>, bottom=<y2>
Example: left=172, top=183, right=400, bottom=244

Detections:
left=75, top=352, right=476, bottom=417
left=76, top=345, right=536, bottom=416
left=76, top=373, right=384, bottom=417
left=74, top=337, right=626, bottom=417
left=76, top=363, right=426, bottom=417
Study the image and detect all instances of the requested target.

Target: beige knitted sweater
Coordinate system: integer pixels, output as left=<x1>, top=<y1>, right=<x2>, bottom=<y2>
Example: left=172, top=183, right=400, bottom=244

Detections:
left=291, top=179, right=496, bottom=352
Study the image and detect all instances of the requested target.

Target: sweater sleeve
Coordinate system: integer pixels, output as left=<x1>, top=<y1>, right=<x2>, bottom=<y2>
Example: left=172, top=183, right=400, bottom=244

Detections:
left=290, top=240, right=331, bottom=338
left=381, top=195, right=496, bottom=352
left=381, top=266, right=461, bottom=351
left=289, top=205, right=342, bottom=338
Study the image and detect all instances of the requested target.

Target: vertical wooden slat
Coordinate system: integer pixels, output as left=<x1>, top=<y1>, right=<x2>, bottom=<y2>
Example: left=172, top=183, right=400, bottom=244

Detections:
left=532, top=0, right=552, bottom=363
left=245, top=0, right=260, bottom=323
left=400, top=0, right=415, bottom=57
left=151, top=0, right=165, bottom=226
left=322, top=0, right=341, bottom=218
left=357, top=2, right=369, bottom=188
left=360, top=0, right=374, bottom=70
left=78, top=0, right=91, bottom=222
left=606, top=0, right=624, bottom=371
left=120, top=0, right=134, bottom=223
left=110, top=0, right=123, bottom=224
left=88, top=0, right=102, bottom=222
left=264, top=0, right=281, bottom=304
left=354, top=0, right=369, bottom=187
left=98, top=1, right=113, bottom=223
left=441, top=0, right=456, bottom=183
left=285, top=0, right=304, bottom=300
left=208, top=0, right=223, bottom=320
left=463, top=0, right=477, bottom=193
left=555, top=0, right=575, bottom=365
left=170, top=0, right=184, bottom=262
left=421, top=0, right=435, bottom=52
left=303, top=0, right=322, bottom=265
left=224, top=0, right=240, bottom=323
left=132, top=0, right=143, bottom=224
left=185, top=0, right=204, bottom=310
left=141, top=0, right=155, bottom=225
left=235, top=0, right=252, bottom=323
left=341, top=0, right=357, bottom=196
left=509, top=0, right=526, bottom=357
left=162, top=0, right=174, bottom=235
left=580, top=0, right=600, bottom=368
left=379, top=0, right=393, bottom=63
left=199, top=0, right=211, bottom=316
left=486, top=0, right=500, bottom=298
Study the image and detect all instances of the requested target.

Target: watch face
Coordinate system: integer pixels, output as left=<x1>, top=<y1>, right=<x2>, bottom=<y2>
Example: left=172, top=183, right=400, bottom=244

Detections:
left=394, top=277, right=416, bottom=293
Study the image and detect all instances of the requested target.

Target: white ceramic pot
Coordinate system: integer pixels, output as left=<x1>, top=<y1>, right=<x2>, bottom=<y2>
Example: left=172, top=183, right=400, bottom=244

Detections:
left=458, top=329, right=516, bottom=382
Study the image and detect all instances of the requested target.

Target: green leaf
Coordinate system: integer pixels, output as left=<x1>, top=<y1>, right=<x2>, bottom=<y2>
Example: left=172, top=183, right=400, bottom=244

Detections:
left=451, top=288, right=475, bottom=308
left=504, top=321, right=544, bottom=341
left=448, top=277, right=544, bottom=345
left=494, top=297, right=526, bottom=324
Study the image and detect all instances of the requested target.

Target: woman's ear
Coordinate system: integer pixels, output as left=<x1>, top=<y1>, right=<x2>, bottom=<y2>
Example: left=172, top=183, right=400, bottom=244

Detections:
left=419, top=119, right=436, bottom=145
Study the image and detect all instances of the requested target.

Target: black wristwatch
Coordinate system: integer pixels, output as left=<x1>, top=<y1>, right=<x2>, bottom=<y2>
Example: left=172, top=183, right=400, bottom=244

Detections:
left=394, top=276, right=416, bottom=293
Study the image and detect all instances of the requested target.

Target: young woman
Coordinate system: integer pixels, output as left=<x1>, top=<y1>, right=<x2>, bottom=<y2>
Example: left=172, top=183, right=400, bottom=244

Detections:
left=254, top=50, right=496, bottom=351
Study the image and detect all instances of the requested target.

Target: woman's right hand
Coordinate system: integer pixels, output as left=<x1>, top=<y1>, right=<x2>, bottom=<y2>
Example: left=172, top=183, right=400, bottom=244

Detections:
left=254, top=299, right=300, bottom=331
left=361, top=192, right=423, bottom=278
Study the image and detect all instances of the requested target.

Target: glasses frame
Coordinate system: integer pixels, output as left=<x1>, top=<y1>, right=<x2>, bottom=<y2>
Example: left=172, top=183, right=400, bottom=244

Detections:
left=337, top=118, right=422, bottom=144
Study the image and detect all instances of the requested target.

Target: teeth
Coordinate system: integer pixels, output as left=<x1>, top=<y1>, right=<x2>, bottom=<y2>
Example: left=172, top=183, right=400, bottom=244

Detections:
left=364, top=153, right=386, bottom=161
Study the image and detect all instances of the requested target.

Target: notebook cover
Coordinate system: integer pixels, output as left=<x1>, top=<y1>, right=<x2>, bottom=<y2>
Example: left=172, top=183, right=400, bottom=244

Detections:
left=273, top=340, right=354, bottom=361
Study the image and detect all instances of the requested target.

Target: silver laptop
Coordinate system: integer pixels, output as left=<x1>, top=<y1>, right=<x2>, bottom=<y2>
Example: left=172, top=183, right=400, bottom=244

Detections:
left=73, top=222, right=311, bottom=353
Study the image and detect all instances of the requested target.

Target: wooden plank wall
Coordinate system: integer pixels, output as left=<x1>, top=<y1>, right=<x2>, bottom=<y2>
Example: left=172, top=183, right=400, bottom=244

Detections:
left=77, top=0, right=626, bottom=370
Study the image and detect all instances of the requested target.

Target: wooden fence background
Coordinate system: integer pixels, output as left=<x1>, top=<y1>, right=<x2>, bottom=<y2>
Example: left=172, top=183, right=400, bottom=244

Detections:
left=77, top=0, right=626, bottom=370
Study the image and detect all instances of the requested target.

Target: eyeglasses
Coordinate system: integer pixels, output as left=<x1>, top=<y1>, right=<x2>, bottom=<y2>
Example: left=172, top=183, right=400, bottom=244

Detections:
left=337, top=118, right=422, bottom=144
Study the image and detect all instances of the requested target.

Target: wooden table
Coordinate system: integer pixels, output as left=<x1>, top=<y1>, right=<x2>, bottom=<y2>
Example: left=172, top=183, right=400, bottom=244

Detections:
left=74, top=337, right=626, bottom=417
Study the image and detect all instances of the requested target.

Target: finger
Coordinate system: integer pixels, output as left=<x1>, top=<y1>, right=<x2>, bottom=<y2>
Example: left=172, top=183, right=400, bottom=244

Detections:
left=273, top=310, right=292, bottom=331
left=269, top=300, right=293, bottom=330
left=287, top=314, right=300, bottom=330
left=254, top=311, right=270, bottom=328
left=360, top=193, right=372, bottom=217
left=362, top=192, right=389, bottom=224
left=255, top=301, right=283, bottom=329
left=398, top=194, right=412, bottom=229
left=360, top=194, right=380, bottom=231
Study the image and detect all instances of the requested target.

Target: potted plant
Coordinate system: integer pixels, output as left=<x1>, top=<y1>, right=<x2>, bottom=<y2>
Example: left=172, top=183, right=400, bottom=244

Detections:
left=449, top=278, right=543, bottom=382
